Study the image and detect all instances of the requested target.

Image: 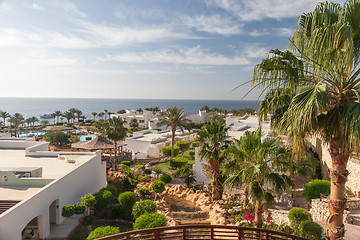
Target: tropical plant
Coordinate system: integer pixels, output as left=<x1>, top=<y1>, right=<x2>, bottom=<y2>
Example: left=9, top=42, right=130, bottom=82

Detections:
left=198, top=121, right=228, bottom=200
left=173, top=165, right=195, bottom=187
left=137, top=108, right=143, bottom=113
left=0, top=111, right=10, bottom=126
left=249, top=1, right=360, bottom=238
left=132, top=200, right=158, bottom=218
left=91, top=112, right=97, bottom=121
left=156, top=107, right=190, bottom=157
left=105, top=117, right=127, bottom=170
left=8, top=113, right=24, bottom=136
left=43, top=131, right=70, bottom=146
left=40, top=120, right=49, bottom=126
left=302, top=179, right=331, bottom=202
left=30, top=116, right=39, bottom=127
left=130, top=118, right=139, bottom=130
left=133, top=213, right=167, bottom=230
left=54, top=110, right=62, bottom=123
left=98, top=112, right=105, bottom=121
left=63, top=111, right=73, bottom=123
left=86, top=226, right=120, bottom=240
left=104, top=109, right=109, bottom=120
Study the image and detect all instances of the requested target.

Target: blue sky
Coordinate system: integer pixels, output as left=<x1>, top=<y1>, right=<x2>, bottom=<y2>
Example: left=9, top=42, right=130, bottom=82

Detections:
left=0, top=0, right=345, bottom=100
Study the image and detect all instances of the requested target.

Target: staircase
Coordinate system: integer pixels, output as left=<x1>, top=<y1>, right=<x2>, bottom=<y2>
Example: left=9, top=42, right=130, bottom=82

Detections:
left=0, top=200, right=20, bottom=214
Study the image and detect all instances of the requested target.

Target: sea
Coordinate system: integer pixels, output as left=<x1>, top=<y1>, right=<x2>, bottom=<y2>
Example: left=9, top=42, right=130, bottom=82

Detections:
left=0, top=97, right=260, bottom=120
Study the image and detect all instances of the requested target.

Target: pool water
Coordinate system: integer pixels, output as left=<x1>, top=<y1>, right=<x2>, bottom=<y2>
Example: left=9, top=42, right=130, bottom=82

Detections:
left=79, top=135, right=96, bottom=142
left=17, top=131, right=47, bottom=137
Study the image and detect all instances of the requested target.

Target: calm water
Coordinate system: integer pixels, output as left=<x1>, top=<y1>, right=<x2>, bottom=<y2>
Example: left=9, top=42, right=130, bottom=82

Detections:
left=0, top=97, right=260, bottom=119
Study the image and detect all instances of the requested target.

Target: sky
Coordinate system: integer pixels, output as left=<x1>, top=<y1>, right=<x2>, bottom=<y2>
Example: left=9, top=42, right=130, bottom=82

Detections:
left=0, top=0, right=345, bottom=100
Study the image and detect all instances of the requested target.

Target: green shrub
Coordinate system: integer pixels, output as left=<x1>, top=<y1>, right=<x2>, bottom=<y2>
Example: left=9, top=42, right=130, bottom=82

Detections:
left=74, top=203, right=85, bottom=215
left=188, top=150, right=195, bottom=160
left=144, top=169, right=152, bottom=175
left=176, top=141, right=190, bottom=152
left=122, top=161, right=131, bottom=167
left=138, top=187, right=150, bottom=197
left=299, top=220, right=322, bottom=240
left=62, top=204, right=75, bottom=218
left=82, top=214, right=95, bottom=226
left=85, top=136, right=92, bottom=141
left=86, top=226, right=120, bottom=240
left=288, top=207, right=312, bottom=233
left=151, top=180, right=165, bottom=195
left=162, top=146, right=180, bottom=157
left=104, top=185, right=118, bottom=196
left=118, top=191, right=137, bottom=209
left=154, top=167, right=162, bottom=175
left=191, top=141, right=199, bottom=148
left=94, top=189, right=114, bottom=210
left=81, top=194, right=96, bottom=208
left=303, top=179, right=331, bottom=202
left=133, top=213, right=167, bottom=230
left=132, top=200, right=158, bottom=218
left=159, top=174, right=172, bottom=184
left=70, top=135, right=80, bottom=143
left=170, top=157, right=188, bottom=168
left=111, top=204, right=122, bottom=217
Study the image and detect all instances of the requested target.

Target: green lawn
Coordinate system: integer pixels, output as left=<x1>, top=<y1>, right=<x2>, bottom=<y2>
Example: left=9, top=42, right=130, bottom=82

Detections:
left=152, top=149, right=195, bottom=174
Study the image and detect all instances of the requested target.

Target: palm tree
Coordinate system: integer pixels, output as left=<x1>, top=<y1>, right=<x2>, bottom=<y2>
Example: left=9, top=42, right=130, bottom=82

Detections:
left=91, top=112, right=97, bottom=121
left=130, top=118, right=139, bottom=130
left=75, top=109, right=83, bottom=123
left=156, top=107, right=190, bottom=157
left=105, top=117, right=127, bottom=170
left=98, top=112, right=105, bottom=121
left=69, top=108, right=77, bottom=123
left=198, top=121, right=229, bottom=200
left=63, top=111, right=73, bottom=123
left=8, top=113, right=24, bottom=137
left=250, top=2, right=360, bottom=238
left=0, top=111, right=10, bottom=126
left=25, top=118, right=32, bottom=127
left=104, top=109, right=108, bottom=121
left=137, top=108, right=143, bottom=113
left=54, top=110, right=62, bottom=124
left=30, top=116, right=39, bottom=127
left=51, top=113, right=57, bottom=125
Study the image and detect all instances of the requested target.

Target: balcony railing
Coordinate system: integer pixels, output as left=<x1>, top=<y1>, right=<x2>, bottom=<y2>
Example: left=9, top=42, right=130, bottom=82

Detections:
left=96, top=224, right=309, bottom=240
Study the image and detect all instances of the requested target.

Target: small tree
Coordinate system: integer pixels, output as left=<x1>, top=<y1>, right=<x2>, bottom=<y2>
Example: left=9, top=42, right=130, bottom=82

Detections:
left=133, top=213, right=167, bottom=230
left=299, top=220, right=322, bottom=240
left=118, top=192, right=137, bottom=209
left=94, top=190, right=114, bottom=210
left=288, top=207, right=312, bottom=234
left=62, top=205, right=75, bottom=218
left=176, top=141, right=190, bottom=156
left=303, top=179, right=331, bottom=202
left=132, top=200, right=158, bottom=218
left=151, top=180, right=165, bottom=200
left=81, top=194, right=97, bottom=215
left=130, top=118, right=139, bottom=130
left=86, top=226, right=120, bottom=240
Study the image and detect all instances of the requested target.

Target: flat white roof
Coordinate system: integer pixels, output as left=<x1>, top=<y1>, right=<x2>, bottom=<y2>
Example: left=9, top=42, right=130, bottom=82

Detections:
left=0, top=186, right=42, bottom=201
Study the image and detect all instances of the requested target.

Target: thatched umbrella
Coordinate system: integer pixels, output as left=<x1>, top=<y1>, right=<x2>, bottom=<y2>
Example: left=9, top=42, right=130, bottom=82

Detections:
left=43, top=125, right=73, bottom=132
left=71, top=135, right=114, bottom=150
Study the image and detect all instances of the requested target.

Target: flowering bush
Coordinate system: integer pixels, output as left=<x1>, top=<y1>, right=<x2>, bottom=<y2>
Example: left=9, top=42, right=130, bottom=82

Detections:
left=235, top=202, right=272, bottom=225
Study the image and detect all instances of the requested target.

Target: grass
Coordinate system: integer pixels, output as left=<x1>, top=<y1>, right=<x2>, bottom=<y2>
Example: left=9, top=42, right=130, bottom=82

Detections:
left=152, top=149, right=195, bottom=174
left=69, top=221, right=132, bottom=240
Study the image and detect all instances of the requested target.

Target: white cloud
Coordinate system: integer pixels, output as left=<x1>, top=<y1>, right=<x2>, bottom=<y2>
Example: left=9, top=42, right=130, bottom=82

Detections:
left=28, top=2, right=45, bottom=11
left=0, top=1, right=11, bottom=11
left=49, top=1, right=87, bottom=18
left=243, top=45, right=268, bottom=58
left=20, top=50, right=79, bottom=66
left=206, top=0, right=325, bottom=21
left=183, top=15, right=243, bottom=35
left=272, top=27, right=295, bottom=37
left=100, top=46, right=251, bottom=66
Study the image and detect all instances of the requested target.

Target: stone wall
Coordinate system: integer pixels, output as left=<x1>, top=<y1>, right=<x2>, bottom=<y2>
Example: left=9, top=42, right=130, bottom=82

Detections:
left=306, top=137, right=360, bottom=192
left=310, top=199, right=350, bottom=223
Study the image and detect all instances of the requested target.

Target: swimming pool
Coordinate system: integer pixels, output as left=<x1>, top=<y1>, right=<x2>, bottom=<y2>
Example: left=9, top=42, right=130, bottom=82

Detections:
left=79, top=135, right=96, bottom=142
left=17, top=131, right=47, bottom=138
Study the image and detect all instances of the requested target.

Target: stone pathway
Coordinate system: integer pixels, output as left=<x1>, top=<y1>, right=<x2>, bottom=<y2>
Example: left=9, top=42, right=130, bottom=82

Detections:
left=47, top=215, right=82, bottom=240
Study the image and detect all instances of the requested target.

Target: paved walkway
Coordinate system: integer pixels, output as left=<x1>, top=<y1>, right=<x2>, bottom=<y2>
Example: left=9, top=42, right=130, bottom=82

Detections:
left=317, top=221, right=360, bottom=240
left=48, top=215, right=82, bottom=240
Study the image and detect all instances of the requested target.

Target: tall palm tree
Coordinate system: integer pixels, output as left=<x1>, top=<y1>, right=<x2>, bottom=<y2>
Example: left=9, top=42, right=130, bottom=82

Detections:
left=25, top=118, right=32, bottom=128
left=51, top=113, right=56, bottom=125
left=98, top=112, right=105, bottom=121
left=156, top=107, right=190, bottom=157
left=69, top=108, right=77, bottom=123
left=250, top=2, right=360, bottom=238
left=63, top=111, right=73, bottom=123
left=9, top=113, right=24, bottom=137
left=105, top=117, right=127, bottom=170
left=30, top=116, right=39, bottom=127
left=104, top=109, right=108, bottom=121
left=54, top=110, right=62, bottom=124
left=0, top=111, right=10, bottom=126
left=75, top=109, right=83, bottom=123
left=198, top=121, right=229, bottom=200
left=137, top=108, right=143, bottom=113
left=91, top=112, right=97, bottom=121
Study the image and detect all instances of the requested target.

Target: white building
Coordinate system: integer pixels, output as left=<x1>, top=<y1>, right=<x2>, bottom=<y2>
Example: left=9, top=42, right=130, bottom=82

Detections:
left=186, top=110, right=208, bottom=124
left=0, top=133, right=106, bottom=240
left=225, top=115, right=271, bottom=140
left=125, top=129, right=197, bottom=159
left=110, top=110, right=154, bottom=129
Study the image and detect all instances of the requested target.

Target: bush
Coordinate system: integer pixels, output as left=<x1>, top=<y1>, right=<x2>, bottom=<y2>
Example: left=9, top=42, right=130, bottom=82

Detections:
left=85, top=136, right=92, bottom=141
left=104, top=185, right=118, bottom=196
left=44, top=131, right=70, bottom=146
left=133, top=213, right=167, bottom=230
left=154, top=167, right=162, bottom=175
left=132, top=200, right=158, bottom=218
left=86, top=226, right=120, bottom=240
left=191, top=141, right=199, bottom=148
left=144, top=169, right=152, bottom=175
left=170, top=157, right=188, bottom=168
left=118, top=191, right=137, bottom=209
left=288, top=207, right=312, bottom=233
left=162, top=146, right=180, bottom=157
left=70, top=135, right=80, bottom=143
left=159, top=174, right=172, bottom=184
left=81, top=194, right=96, bottom=208
left=74, top=203, right=85, bottom=215
left=303, top=179, right=331, bottom=202
left=111, top=204, right=122, bottom=217
left=94, top=189, right=115, bottom=210
left=151, top=180, right=165, bottom=195
left=138, top=187, right=150, bottom=197
left=122, top=161, right=131, bottom=167
left=62, top=204, right=75, bottom=218
left=176, top=141, right=190, bottom=152
left=188, top=150, right=195, bottom=160
left=82, top=214, right=95, bottom=226
left=299, top=220, right=322, bottom=240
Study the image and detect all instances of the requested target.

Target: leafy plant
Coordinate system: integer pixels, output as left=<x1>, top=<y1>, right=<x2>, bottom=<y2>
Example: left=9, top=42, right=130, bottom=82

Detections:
left=94, top=189, right=115, bottom=210
left=133, top=213, right=167, bottom=230
left=82, top=214, right=95, bottom=226
left=122, top=161, right=131, bottom=167
left=132, top=200, right=158, bottom=218
left=191, top=141, right=199, bottom=148
left=62, top=204, right=75, bottom=218
left=144, top=169, right=152, bottom=175
left=170, top=157, right=188, bottom=168
left=118, top=191, right=137, bottom=210
left=159, top=174, right=172, bottom=184
left=302, top=179, right=330, bottom=202
left=288, top=207, right=312, bottom=233
left=86, top=226, right=120, bottom=240
left=138, top=187, right=150, bottom=197
left=74, top=203, right=85, bottom=215
left=299, top=220, right=322, bottom=240
left=176, top=141, right=190, bottom=155
left=162, top=146, right=180, bottom=157
left=151, top=180, right=165, bottom=196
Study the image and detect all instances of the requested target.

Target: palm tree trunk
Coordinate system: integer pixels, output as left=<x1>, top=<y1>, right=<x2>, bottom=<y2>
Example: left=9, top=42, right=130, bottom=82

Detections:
left=326, top=139, right=350, bottom=240
left=243, top=186, right=249, bottom=208
left=254, top=200, right=263, bottom=228
left=212, top=169, right=218, bottom=200
left=113, top=141, right=118, bottom=170
left=171, top=127, right=175, bottom=157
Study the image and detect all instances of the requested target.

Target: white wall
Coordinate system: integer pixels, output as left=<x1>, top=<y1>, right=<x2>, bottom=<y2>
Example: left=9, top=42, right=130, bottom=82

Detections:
left=193, top=147, right=211, bottom=184
left=0, top=151, right=106, bottom=240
